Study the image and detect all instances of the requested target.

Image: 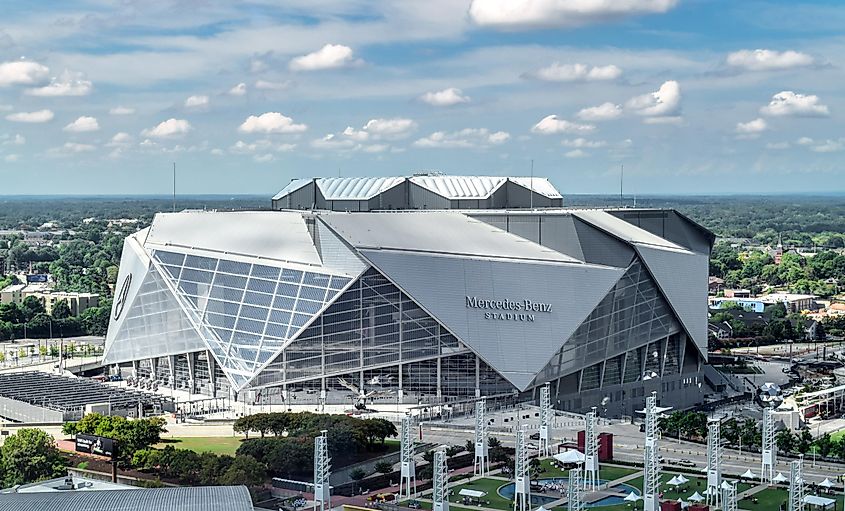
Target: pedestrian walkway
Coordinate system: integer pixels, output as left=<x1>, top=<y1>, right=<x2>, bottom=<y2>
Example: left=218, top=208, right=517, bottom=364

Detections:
left=543, top=468, right=644, bottom=508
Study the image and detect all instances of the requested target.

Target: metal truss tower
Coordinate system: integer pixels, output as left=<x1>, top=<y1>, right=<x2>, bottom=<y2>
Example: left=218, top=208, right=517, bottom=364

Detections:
left=761, top=407, right=776, bottom=484
left=474, top=398, right=489, bottom=476
left=789, top=457, right=804, bottom=511
left=706, top=419, right=722, bottom=508
left=539, top=383, right=552, bottom=457
left=568, top=465, right=584, bottom=511
left=584, top=407, right=599, bottom=491
left=399, top=415, right=416, bottom=500
left=640, top=392, right=661, bottom=511
left=314, top=430, right=331, bottom=511
left=514, top=424, right=531, bottom=511
left=432, top=447, right=450, bottom=511
left=722, top=480, right=738, bottom=511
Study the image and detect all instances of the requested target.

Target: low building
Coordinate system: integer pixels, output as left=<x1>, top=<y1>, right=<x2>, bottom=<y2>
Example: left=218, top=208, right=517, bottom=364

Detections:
left=758, top=293, right=817, bottom=313
left=0, top=278, right=99, bottom=316
left=708, top=276, right=724, bottom=295
left=724, top=289, right=752, bottom=298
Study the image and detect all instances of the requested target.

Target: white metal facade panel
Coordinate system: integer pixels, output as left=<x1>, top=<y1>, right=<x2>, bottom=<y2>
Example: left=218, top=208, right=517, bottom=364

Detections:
left=103, top=234, right=151, bottom=356
left=409, top=176, right=506, bottom=200
left=273, top=178, right=312, bottom=200
left=146, top=211, right=321, bottom=266
left=634, top=245, right=709, bottom=358
left=317, top=177, right=405, bottom=200
left=314, top=218, right=368, bottom=277
left=321, top=212, right=578, bottom=263
left=572, top=210, right=684, bottom=250
left=359, top=249, right=624, bottom=390
left=508, top=177, right=563, bottom=199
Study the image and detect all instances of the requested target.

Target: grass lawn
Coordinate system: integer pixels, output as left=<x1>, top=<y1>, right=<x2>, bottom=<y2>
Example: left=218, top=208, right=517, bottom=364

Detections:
left=155, top=436, right=246, bottom=456
left=413, top=500, right=480, bottom=511
left=831, top=429, right=845, bottom=442
left=447, top=478, right=513, bottom=511
left=536, top=460, right=638, bottom=482
left=738, top=487, right=787, bottom=511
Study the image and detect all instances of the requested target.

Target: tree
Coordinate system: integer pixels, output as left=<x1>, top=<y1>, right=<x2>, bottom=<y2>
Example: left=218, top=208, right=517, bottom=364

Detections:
left=219, top=455, right=266, bottom=488
left=51, top=300, right=71, bottom=320
left=20, top=296, right=45, bottom=322
left=796, top=429, right=813, bottom=454
left=374, top=461, right=394, bottom=475
left=1, top=428, right=66, bottom=486
left=349, top=468, right=366, bottom=494
left=776, top=429, right=796, bottom=454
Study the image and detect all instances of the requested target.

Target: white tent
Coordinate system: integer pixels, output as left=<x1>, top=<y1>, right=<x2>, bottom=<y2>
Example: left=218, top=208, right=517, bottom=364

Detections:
left=624, top=492, right=643, bottom=502
left=667, top=476, right=682, bottom=487
left=773, top=473, right=789, bottom=484
left=459, top=489, right=486, bottom=498
left=804, top=495, right=836, bottom=507
left=678, top=499, right=689, bottom=509
left=721, top=481, right=734, bottom=490
left=741, top=470, right=757, bottom=480
left=554, top=450, right=586, bottom=464
left=536, top=506, right=550, bottom=511
left=688, top=492, right=705, bottom=503
left=676, top=475, right=690, bottom=484
left=820, top=478, right=835, bottom=489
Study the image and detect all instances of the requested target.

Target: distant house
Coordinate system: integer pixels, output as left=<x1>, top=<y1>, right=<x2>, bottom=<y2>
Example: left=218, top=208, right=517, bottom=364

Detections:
left=724, top=289, right=752, bottom=298
left=709, top=276, right=725, bottom=295
left=758, top=293, right=818, bottom=313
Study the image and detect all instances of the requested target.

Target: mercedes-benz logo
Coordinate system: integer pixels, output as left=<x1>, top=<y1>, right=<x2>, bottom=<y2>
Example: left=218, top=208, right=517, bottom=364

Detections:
left=113, top=273, right=133, bottom=320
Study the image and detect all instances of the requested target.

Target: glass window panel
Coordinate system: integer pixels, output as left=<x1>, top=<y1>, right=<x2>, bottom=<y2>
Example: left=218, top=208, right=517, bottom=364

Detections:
left=235, top=317, right=266, bottom=335
left=247, top=278, right=277, bottom=294
left=180, top=268, right=214, bottom=285
left=295, top=299, right=322, bottom=315
left=240, top=304, right=270, bottom=321
left=210, top=286, right=245, bottom=302
left=243, top=291, right=273, bottom=308
left=160, top=264, right=182, bottom=280
left=264, top=323, right=288, bottom=338
left=277, top=283, right=299, bottom=298
left=214, top=273, right=248, bottom=290
left=251, top=264, right=281, bottom=280
left=303, top=272, right=331, bottom=287
left=217, top=259, right=251, bottom=275
left=281, top=269, right=302, bottom=283
left=155, top=251, right=185, bottom=266
left=272, top=295, right=296, bottom=311
left=330, top=276, right=351, bottom=290
left=206, top=312, right=236, bottom=330
left=184, top=255, right=217, bottom=271
left=269, top=309, right=292, bottom=325
left=299, top=285, right=326, bottom=301
left=292, top=313, right=311, bottom=327
left=205, top=299, right=241, bottom=316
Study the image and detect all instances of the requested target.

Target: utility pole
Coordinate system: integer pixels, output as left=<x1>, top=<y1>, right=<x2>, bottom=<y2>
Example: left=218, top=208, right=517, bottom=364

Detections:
left=514, top=424, right=530, bottom=511
left=539, top=383, right=552, bottom=457
left=432, top=447, right=449, bottom=511
left=473, top=398, right=489, bottom=476
left=399, top=414, right=416, bottom=500
left=762, top=407, right=776, bottom=483
left=706, top=419, right=722, bottom=508
left=314, top=430, right=331, bottom=511
left=172, top=162, right=177, bottom=213
left=584, top=407, right=599, bottom=491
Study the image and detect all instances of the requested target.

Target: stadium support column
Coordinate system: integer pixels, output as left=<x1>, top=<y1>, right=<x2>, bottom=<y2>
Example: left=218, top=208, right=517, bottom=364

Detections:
left=432, top=447, right=450, bottom=511
left=640, top=392, right=660, bottom=511
left=514, top=424, right=530, bottom=511
left=314, top=430, right=331, bottom=511
left=206, top=350, right=216, bottom=398
left=789, top=456, right=804, bottom=511
left=539, top=383, right=552, bottom=457
left=723, top=481, right=738, bottom=511
left=168, top=354, right=176, bottom=389
left=584, top=407, right=599, bottom=491
left=706, top=419, right=722, bottom=508
left=762, top=407, right=776, bottom=484
left=568, top=465, right=584, bottom=511
left=399, top=415, right=416, bottom=500
left=187, top=353, right=196, bottom=395
left=473, top=398, right=489, bottom=476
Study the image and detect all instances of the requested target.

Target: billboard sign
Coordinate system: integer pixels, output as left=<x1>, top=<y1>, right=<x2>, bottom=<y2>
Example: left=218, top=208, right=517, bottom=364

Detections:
left=75, top=434, right=117, bottom=459
left=26, top=274, right=48, bottom=283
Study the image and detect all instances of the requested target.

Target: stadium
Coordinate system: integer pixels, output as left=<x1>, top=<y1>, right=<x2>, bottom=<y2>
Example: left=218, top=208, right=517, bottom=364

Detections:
left=104, top=175, right=716, bottom=416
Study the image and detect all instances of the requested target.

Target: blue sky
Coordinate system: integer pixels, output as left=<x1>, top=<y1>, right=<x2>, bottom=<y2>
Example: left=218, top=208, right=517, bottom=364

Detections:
left=1, top=0, right=844, bottom=195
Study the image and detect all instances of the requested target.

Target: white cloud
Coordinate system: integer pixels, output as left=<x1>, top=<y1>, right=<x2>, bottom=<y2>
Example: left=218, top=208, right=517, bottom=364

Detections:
left=238, top=112, right=307, bottom=134
left=529, top=62, right=622, bottom=82
left=726, top=49, right=814, bottom=72
left=342, top=126, right=370, bottom=142
left=564, top=149, right=589, bottom=158
left=253, top=153, right=275, bottom=163
left=51, top=142, right=96, bottom=154
left=0, top=104, right=11, bottom=111
left=184, top=95, right=210, bottom=109
left=228, top=83, right=247, bottom=96
left=109, top=106, right=135, bottom=115
left=642, top=116, right=683, bottom=125
left=531, top=115, right=595, bottom=134
left=142, top=118, right=193, bottom=138
left=1, top=134, right=25, bottom=145
left=229, top=139, right=297, bottom=154
left=468, top=0, right=678, bottom=29
left=811, top=139, right=845, bottom=153
left=254, top=80, right=292, bottom=91
left=63, top=116, right=100, bottom=133
left=561, top=138, right=606, bottom=148
left=5, top=109, right=54, bottom=123
left=26, top=70, right=92, bottom=96
left=420, top=87, right=471, bottom=106
left=626, top=80, right=681, bottom=117
left=576, top=102, right=622, bottom=121
left=362, top=118, right=417, bottom=139
left=796, top=137, right=815, bottom=146
left=4, top=154, right=19, bottom=162
left=108, top=132, right=132, bottom=146
left=289, top=44, right=361, bottom=71
left=735, top=118, right=767, bottom=137
left=760, top=91, right=829, bottom=117
left=0, top=60, right=49, bottom=86
left=312, top=134, right=357, bottom=150
left=413, top=128, right=510, bottom=149
left=765, top=141, right=790, bottom=150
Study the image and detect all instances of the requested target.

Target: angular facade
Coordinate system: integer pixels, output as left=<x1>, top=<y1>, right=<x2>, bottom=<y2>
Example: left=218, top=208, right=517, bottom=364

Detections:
left=104, top=207, right=714, bottom=415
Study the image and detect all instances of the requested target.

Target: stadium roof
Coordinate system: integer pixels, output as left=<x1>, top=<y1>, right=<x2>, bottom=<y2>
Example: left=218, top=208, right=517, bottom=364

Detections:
left=272, top=175, right=562, bottom=202
left=0, top=485, right=253, bottom=511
